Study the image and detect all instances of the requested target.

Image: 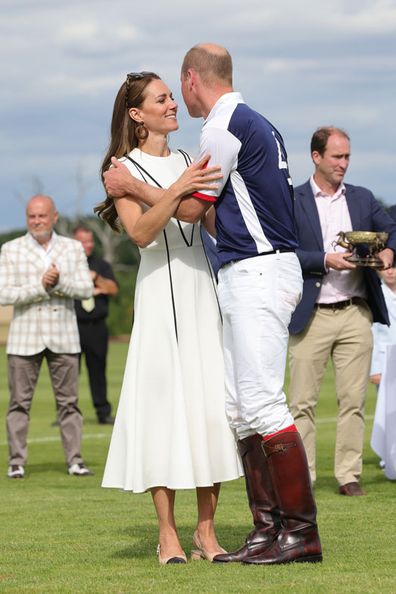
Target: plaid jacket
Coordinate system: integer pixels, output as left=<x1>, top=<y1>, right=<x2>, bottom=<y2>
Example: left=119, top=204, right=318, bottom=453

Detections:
left=0, top=232, right=93, bottom=355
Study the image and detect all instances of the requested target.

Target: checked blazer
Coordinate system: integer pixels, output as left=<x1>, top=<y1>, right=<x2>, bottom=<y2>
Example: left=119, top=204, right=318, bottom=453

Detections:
left=0, top=232, right=93, bottom=355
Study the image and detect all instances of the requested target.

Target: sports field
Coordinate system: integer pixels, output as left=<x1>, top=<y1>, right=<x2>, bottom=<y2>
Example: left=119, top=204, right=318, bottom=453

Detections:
left=0, top=342, right=394, bottom=593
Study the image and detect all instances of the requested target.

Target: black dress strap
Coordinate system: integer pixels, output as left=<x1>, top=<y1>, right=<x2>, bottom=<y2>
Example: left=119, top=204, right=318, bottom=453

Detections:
left=125, top=152, right=222, bottom=330
left=125, top=154, right=195, bottom=247
left=123, top=152, right=196, bottom=341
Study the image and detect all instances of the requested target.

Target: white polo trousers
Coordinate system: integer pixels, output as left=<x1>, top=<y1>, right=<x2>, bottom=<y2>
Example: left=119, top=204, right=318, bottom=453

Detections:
left=218, top=252, right=303, bottom=440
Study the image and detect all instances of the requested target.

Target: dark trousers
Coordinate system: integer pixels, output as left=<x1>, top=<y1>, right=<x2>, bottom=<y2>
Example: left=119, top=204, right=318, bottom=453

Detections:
left=78, top=319, right=111, bottom=421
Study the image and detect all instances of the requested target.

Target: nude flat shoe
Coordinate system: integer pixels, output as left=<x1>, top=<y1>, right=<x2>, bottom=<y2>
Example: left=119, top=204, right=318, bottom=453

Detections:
left=156, top=543, right=187, bottom=565
left=191, top=531, right=227, bottom=562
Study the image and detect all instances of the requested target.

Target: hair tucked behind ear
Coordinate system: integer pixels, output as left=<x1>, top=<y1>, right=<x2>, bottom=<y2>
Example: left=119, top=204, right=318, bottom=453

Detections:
left=94, top=72, right=160, bottom=231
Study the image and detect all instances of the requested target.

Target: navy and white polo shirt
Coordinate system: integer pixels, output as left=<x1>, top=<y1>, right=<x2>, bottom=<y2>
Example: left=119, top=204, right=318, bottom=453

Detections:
left=194, top=92, right=298, bottom=267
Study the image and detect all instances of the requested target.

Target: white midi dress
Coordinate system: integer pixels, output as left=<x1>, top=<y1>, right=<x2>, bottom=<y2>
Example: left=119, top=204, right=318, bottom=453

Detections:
left=102, top=148, right=242, bottom=493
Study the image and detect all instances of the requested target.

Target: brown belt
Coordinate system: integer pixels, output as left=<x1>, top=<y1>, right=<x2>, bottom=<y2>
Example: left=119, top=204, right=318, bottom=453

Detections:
left=315, top=297, right=366, bottom=311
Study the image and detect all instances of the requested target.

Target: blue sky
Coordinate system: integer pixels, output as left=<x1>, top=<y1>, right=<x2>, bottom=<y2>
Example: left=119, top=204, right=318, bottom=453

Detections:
left=1, top=0, right=395, bottom=231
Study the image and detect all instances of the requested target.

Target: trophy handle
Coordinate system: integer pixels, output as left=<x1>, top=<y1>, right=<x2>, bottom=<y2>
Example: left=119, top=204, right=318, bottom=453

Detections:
left=333, top=231, right=352, bottom=251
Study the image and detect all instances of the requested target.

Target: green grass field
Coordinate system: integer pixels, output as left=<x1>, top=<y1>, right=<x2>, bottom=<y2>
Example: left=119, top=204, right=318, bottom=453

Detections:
left=0, top=342, right=395, bottom=594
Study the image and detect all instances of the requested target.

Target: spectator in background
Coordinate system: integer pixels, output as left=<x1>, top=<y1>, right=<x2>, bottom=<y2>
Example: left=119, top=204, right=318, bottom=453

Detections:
left=370, top=210, right=396, bottom=386
left=288, top=127, right=396, bottom=496
left=369, top=219, right=396, bottom=478
left=0, top=195, right=94, bottom=478
left=73, top=225, right=118, bottom=425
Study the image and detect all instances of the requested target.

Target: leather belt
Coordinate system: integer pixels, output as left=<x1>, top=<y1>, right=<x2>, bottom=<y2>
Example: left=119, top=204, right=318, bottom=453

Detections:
left=257, top=248, right=295, bottom=256
left=225, top=248, right=295, bottom=267
left=315, top=297, right=366, bottom=311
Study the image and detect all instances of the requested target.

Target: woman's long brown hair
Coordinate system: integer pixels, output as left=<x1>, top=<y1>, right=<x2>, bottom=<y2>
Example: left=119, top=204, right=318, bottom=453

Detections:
left=94, top=72, right=160, bottom=231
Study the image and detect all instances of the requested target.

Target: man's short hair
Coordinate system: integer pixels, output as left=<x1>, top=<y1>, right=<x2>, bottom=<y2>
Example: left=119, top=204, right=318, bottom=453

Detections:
left=310, top=126, right=350, bottom=156
left=72, top=224, right=93, bottom=236
left=181, top=44, right=233, bottom=86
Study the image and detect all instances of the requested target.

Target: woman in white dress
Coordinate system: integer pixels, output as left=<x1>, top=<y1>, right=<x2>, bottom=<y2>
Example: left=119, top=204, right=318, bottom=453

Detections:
left=96, top=72, right=241, bottom=564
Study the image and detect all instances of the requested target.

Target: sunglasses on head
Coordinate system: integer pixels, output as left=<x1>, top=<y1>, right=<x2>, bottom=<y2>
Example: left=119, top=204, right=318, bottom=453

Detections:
left=125, top=72, right=158, bottom=108
left=126, top=71, right=154, bottom=81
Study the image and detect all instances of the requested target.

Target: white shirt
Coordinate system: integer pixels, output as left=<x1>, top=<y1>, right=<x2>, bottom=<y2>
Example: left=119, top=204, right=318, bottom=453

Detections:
left=28, top=231, right=57, bottom=268
left=370, top=282, right=396, bottom=375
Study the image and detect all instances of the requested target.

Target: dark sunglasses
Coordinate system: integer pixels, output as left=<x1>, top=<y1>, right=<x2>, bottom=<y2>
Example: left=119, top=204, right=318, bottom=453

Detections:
left=126, top=71, right=155, bottom=80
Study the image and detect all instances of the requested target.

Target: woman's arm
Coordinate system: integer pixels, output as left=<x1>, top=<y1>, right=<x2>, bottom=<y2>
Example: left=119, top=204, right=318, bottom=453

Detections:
left=114, top=184, right=183, bottom=248
left=103, top=155, right=220, bottom=224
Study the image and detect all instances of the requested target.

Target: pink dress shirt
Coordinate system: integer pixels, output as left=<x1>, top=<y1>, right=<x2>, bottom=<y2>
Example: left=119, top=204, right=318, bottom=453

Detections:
left=310, top=176, right=366, bottom=304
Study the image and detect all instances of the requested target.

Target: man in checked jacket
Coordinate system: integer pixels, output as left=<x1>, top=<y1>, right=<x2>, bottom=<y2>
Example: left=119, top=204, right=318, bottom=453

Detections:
left=0, top=194, right=94, bottom=478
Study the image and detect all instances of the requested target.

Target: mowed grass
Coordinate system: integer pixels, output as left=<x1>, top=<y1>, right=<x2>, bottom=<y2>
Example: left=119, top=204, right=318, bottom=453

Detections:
left=0, top=342, right=395, bottom=594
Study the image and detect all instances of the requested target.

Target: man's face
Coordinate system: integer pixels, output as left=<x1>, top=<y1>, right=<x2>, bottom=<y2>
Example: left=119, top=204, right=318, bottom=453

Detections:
left=312, top=133, right=351, bottom=190
left=26, top=197, right=58, bottom=244
left=74, top=229, right=94, bottom=257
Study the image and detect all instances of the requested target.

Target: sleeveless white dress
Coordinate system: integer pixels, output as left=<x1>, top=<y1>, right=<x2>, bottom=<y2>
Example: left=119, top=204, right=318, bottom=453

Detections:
left=102, top=148, right=242, bottom=493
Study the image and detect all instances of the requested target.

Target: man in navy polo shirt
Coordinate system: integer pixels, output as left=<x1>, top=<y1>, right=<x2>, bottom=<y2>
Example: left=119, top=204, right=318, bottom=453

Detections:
left=179, top=42, right=321, bottom=566
left=102, top=43, right=322, bottom=566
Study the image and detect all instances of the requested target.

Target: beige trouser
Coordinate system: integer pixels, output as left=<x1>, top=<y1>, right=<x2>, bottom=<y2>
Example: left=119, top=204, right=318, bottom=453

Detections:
left=288, top=302, right=373, bottom=486
left=7, top=350, right=84, bottom=467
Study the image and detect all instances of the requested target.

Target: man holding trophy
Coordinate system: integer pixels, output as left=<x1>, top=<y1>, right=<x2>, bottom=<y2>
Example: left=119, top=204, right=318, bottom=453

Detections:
left=288, top=126, right=396, bottom=496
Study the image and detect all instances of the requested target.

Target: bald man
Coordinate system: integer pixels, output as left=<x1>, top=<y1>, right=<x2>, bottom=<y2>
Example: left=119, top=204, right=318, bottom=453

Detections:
left=0, top=195, right=94, bottom=478
left=102, top=43, right=322, bottom=566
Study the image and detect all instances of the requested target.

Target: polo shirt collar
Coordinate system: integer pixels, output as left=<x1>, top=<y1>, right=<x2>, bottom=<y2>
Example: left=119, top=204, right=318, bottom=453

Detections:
left=204, top=92, right=245, bottom=126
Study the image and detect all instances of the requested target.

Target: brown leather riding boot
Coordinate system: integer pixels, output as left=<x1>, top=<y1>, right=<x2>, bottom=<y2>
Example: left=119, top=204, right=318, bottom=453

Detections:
left=244, top=431, right=322, bottom=565
left=213, top=434, right=280, bottom=563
